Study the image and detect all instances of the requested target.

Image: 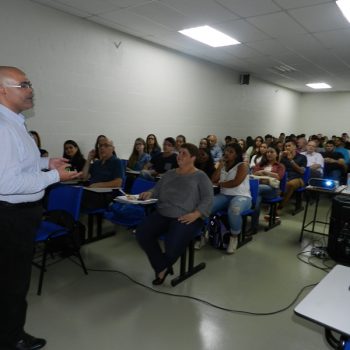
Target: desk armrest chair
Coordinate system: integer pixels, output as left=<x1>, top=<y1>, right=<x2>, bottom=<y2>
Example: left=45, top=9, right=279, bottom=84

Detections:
left=33, top=185, right=88, bottom=295
left=262, top=172, right=287, bottom=231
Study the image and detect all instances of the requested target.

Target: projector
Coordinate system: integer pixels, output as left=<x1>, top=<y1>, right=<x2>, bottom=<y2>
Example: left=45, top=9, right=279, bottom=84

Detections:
left=308, top=178, right=338, bottom=190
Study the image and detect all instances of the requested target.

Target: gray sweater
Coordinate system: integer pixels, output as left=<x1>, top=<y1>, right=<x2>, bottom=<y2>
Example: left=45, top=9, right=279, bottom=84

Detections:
left=151, top=169, right=213, bottom=218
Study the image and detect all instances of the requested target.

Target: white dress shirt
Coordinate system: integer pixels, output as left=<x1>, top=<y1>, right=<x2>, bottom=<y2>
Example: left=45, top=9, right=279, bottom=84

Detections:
left=301, top=151, right=324, bottom=175
left=0, top=104, right=59, bottom=203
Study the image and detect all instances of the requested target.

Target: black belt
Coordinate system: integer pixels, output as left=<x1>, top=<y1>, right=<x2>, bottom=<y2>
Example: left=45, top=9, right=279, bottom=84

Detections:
left=0, top=200, right=42, bottom=209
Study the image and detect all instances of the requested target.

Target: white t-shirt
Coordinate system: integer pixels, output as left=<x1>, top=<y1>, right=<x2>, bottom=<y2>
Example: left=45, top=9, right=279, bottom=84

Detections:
left=220, top=162, right=251, bottom=198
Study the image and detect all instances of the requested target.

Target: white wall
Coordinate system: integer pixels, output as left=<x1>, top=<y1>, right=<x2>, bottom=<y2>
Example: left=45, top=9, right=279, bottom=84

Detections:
left=299, top=92, right=350, bottom=136
left=1, top=0, right=300, bottom=158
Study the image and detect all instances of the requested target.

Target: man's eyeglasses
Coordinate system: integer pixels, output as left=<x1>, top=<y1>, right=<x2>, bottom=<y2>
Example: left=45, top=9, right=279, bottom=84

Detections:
left=3, top=81, right=33, bottom=89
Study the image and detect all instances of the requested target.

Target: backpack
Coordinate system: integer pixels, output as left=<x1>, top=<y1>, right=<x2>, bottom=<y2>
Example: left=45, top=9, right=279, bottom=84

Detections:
left=207, top=214, right=230, bottom=250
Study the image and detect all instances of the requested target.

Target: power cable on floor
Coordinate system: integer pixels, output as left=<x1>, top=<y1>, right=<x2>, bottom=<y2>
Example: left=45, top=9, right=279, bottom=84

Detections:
left=69, top=258, right=317, bottom=316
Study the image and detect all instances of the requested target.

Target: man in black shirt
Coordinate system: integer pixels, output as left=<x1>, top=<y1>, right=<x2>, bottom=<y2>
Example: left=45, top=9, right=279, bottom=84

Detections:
left=279, top=140, right=307, bottom=209
left=322, top=140, right=346, bottom=183
left=141, top=137, right=178, bottom=180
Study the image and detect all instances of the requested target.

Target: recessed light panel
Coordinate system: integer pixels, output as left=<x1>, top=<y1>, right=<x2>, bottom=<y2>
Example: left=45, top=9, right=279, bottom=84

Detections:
left=179, top=25, right=241, bottom=47
left=306, top=83, right=332, bottom=89
left=336, top=0, right=350, bottom=23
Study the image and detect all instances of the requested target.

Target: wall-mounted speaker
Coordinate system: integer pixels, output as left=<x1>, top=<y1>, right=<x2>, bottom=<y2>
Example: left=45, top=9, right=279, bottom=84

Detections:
left=239, top=73, right=250, bottom=85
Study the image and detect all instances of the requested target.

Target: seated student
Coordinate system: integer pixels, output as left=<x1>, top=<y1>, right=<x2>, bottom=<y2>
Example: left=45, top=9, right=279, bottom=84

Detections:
left=125, top=138, right=151, bottom=192
left=211, top=142, right=252, bottom=254
left=250, top=142, right=268, bottom=169
left=334, top=137, right=350, bottom=165
left=127, top=138, right=151, bottom=171
left=199, top=137, right=210, bottom=150
left=81, top=138, right=124, bottom=209
left=145, top=134, right=161, bottom=158
left=238, top=139, right=249, bottom=162
left=93, top=135, right=107, bottom=160
left=275, top=140, right=285, bottom=154
left=279, top=140, right=307, bottom=210
left=301, top=140, right=324, bottom=178
left=136, top=143, right=213, bottom=285
left=63, top=140, right=86, bottom=172
left=195, top=147, right=216, bottom=179
left=296, top=136, right=307, bottom=153
left=93, top=134, right=117, bottom=160
left=251, top=146, right=285, bottom=231
left=175, top=134, right=186, bottom=153
left=250, top=136, right=264, bottom=159
left=141, top=137, right=178, bottom=180
left=29, top=130, right=48, bottom=157
left=264, top=134, right=274, bottom=146
left=322, top=140, right=346, bottom=183
left=245, top=136, right=254, bottom=160
left=207, top=134, right=223, bottom=164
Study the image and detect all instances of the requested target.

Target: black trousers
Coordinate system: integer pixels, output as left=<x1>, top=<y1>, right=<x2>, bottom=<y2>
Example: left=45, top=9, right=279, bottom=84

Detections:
left=136, top=211, right=203, bottom=274
left=0, top=202, right=42, bottom=346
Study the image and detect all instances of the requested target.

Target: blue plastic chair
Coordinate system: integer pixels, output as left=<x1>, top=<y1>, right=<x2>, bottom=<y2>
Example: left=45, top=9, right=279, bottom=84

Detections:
left=130, top=177, right=156, bottom=194
left=170, top=224, right=206, bottom=287
left=292, top=166, right=311, bottom=215
left=262, top=172, right=287, bottom=231
left=104, top=177, right=156, bottom=228
left=239, top=178, right=259, bottom=247
left=34, top=185, right=88, bottom=295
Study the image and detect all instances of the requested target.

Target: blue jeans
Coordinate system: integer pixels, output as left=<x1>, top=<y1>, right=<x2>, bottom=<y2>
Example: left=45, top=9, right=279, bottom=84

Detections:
left=211, top=194, right=252, bottom=235
left=136, top=211, right=203, bottom=274
left=252, top=185, right=278, bottom=230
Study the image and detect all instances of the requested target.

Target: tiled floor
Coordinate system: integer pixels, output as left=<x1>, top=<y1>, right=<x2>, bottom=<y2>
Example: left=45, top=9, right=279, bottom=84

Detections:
left=27, top=199, right=339, bottom=350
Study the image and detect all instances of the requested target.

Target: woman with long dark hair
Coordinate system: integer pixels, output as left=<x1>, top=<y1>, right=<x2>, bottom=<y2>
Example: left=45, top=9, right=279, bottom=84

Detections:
left=251, top=146, right=285, bottom=232
left=127, top=138, right=151, bottom=171
left=211, top=142, right=251, bottom=254
left=63, top=140, right=86, bottom=172
left=145, top=134, right=161, bottom=158
left=195, top=147, right=215, bottom=179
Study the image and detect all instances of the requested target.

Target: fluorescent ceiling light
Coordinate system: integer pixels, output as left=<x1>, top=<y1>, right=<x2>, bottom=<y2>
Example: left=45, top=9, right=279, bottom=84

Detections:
left=179, top=25, right=240, bottom=47
left=336, top=0, right=350, bottom=23
left=306, top=82, right=332, bottom=89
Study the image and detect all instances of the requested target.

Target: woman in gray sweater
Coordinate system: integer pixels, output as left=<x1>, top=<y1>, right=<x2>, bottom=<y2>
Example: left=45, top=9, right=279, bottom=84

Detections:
left=136, top=143, right=213, bottom=285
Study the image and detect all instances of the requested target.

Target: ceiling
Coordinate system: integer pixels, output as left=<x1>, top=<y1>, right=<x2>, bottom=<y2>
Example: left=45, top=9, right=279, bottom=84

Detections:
left=30, top=0, right=350, bottom=92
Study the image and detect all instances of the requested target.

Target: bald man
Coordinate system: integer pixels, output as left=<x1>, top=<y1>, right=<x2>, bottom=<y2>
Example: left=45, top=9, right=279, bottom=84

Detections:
left=0, top=66, right=80, bottom=350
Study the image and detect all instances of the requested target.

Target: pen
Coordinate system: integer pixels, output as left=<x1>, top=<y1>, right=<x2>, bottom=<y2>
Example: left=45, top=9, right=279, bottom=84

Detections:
left=118, top=188, right=127, bottom=196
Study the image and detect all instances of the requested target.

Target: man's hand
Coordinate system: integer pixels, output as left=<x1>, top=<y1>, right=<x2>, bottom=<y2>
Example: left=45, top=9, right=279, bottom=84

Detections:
left=87, top=150, right=96, bottom=162
left=56, top=163, right=82, bottom=182
left=49, top=157, right=69, bottom=170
